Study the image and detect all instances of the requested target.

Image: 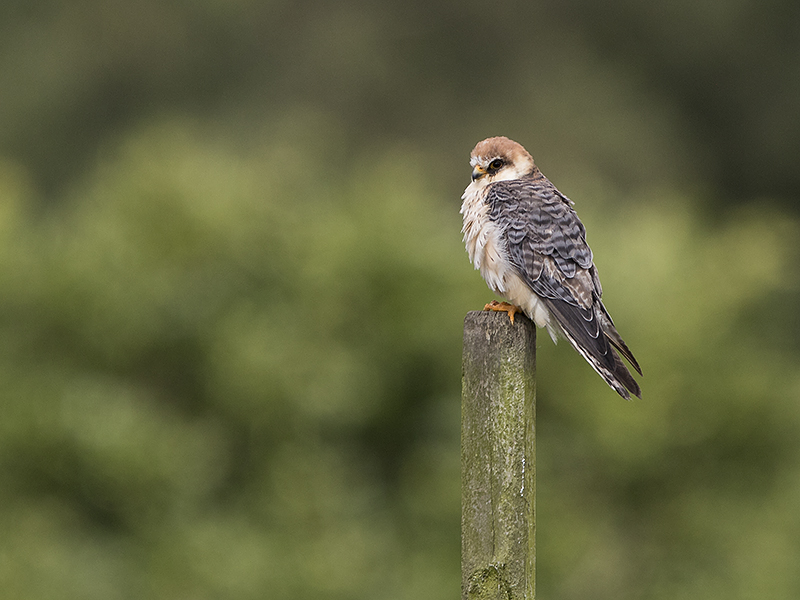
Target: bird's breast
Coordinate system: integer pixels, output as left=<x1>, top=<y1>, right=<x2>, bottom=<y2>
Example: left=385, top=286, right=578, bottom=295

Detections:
left=460, top=185, right=511, bottom=295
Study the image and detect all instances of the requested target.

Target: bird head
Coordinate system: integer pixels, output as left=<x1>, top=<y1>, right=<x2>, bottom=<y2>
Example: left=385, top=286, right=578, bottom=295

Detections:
left=468, top=136, right=537, bottom=186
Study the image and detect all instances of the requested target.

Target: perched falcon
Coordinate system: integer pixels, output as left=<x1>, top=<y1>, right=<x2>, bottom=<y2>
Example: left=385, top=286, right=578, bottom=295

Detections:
left=461, top=136, right=642, bottom=399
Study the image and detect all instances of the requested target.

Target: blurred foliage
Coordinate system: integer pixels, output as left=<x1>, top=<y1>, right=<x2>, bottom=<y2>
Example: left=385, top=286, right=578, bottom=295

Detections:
left=1, top=1, right=800, bottom=599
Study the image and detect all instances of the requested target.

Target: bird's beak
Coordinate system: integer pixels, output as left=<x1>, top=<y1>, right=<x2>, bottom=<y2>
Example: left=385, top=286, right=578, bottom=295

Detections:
left=471, top=165, right=487, bottom=181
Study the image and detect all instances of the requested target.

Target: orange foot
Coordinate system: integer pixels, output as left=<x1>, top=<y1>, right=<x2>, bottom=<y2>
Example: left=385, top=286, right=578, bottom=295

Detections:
left=483, top=300, right=523, bottom=324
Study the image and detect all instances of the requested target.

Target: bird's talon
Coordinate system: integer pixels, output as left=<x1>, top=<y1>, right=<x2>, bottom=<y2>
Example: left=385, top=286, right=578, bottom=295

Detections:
left=483, top=300, right=521, bottom=324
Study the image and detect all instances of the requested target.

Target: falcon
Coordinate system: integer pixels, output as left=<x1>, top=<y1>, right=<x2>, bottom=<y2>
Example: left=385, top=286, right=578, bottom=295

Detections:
left=460, top=136, right=642, bottom=399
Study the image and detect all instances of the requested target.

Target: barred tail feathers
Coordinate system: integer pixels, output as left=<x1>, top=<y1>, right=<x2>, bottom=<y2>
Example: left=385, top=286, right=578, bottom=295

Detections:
left=545, top=299, right=641, bottom=400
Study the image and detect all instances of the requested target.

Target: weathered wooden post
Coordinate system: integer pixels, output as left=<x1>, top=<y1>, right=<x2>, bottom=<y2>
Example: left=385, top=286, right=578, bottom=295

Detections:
left=461, top=310, right=536, bottom=600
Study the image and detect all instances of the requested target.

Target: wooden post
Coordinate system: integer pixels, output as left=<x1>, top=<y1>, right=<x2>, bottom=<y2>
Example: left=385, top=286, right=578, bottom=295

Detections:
left=461, top=310, right=536, bottom=600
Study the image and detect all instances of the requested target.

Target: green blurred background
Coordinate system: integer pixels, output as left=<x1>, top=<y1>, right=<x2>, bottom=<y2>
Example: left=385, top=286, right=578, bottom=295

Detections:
left=2, top=1, right=800, bottom=598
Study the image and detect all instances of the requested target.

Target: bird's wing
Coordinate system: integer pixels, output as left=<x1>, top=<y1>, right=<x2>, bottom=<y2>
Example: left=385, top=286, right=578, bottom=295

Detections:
left=486, top=178, right=641, bottom=398
left=485, top=178, right=595, bottom=310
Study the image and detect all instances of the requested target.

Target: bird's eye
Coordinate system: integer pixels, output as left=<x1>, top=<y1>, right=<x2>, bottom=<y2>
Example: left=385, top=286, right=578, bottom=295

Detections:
left=488, top=158, right=504, bottom=171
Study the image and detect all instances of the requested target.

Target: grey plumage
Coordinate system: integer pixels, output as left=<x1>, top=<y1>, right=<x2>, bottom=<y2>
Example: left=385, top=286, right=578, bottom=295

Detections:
left=462, top=136, right=642, bottom=399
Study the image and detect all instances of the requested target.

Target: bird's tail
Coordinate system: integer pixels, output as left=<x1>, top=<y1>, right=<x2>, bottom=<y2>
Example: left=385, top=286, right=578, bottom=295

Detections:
left=595, top=303, right=642, bottom=378
left=546, top=301, right=642, bottom=400
left=560, top=326, right=641, bottom=399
